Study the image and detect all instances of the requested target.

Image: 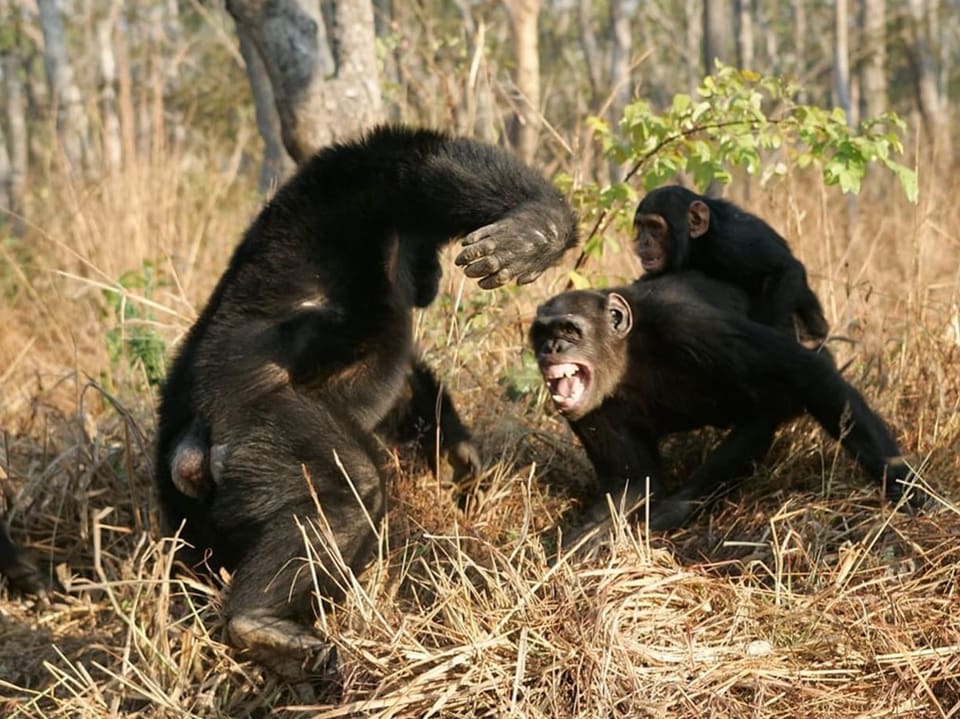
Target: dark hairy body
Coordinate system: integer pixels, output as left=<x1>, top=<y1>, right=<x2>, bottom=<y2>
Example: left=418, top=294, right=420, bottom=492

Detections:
left=155, top=125, right=577, bottom=677
left=634, top=185, right=829, bottom=345
left=0, top=525, right=51, bottom=597
left=530, top=272, right=923, bottom=538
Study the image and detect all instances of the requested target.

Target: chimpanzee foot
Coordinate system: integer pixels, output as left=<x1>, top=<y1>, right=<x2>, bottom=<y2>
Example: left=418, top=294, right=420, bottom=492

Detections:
left=447, top=439, right=482, bottom=484
left=885, top=458, right=930, bottom=512
left=1, top=548, right=54, bottom=599
left=227, top=610, right=337, bottom=681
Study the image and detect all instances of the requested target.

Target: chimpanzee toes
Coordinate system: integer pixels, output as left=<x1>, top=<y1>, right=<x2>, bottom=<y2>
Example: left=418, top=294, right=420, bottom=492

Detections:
left=884, top=461, right=931, bottom=512
left=2, top=552, right=55, bottom=599
left=448, top=439, right=481, bottom=484
left=227, top=610, right=337, bottom=682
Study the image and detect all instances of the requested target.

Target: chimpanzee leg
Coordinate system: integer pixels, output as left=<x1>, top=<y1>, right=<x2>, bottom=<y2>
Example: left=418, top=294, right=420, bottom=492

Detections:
left=651, top=418, right=782, bottom=530
left=378, top=359, right=480, bottom=482
left=802, top=376, right=926, bottom=507
left=211, top=400, right=386, bottom=679
left=0, top=524, right=52, bottom=597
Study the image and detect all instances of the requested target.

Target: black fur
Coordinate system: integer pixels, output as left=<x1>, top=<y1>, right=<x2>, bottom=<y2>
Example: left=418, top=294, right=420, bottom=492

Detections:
left=530, top=272, right=923, bottom=537
left=634, top=185, right=829, bottom=343
left=154, top=125, right=577, bottom=676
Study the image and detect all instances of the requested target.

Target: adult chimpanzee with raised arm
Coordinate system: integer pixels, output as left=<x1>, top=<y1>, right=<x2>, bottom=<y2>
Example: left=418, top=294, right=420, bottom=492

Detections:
left=530, top=272, right=922, bottom=538
left=634, top=185, right=829, bottom=346
left=154, top=125, right=577, bottom=680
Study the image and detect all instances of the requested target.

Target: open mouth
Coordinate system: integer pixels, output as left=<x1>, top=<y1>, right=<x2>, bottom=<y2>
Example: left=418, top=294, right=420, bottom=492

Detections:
left=639, top=253, right=663, bottom=272
left=541, top=361, right=592, bottom=414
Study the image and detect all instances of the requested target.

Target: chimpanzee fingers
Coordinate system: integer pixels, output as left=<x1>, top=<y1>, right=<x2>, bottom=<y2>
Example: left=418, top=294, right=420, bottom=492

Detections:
left=461, top=255, right=503, bottom=279
left=516, top=269, right=543, bottom=285
left=478, top=267, right=514, bottom=290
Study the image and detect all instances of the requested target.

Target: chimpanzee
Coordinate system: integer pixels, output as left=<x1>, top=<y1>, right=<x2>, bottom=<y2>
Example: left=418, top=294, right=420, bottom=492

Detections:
left=168, top=358, right=479, bottom=499
left=529, top=272, right=923, bottom=537
left=155, top=125, right=577, bottom=678
left=634, top=185, right=829, bottom=346
left=0, top=525, right=50, bottom=597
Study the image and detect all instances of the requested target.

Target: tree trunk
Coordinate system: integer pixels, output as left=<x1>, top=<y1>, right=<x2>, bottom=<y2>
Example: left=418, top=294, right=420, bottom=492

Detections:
left=96, top=0, right=123, bottom=171
left=502, top=0, right=541, bottom=164
left=734, top=0, right=754, bottom=69
left=577, top=0, right=601, bottom=104
left=36, top=0, right=90, bottom=170
left=859, top=0, right=886, bottom=119
left=1, top=29, right=27, bottom=235
left=226, top=0, right=382, bottom=162
left=834, top=0, right=852, bottom=124
left=905, top=0, right=950, bottom=157
left=702, top=0, right=732, bottom=75
left=236, top=24, right=293, bottom=192
left=608, top=0, right=632, bottom=182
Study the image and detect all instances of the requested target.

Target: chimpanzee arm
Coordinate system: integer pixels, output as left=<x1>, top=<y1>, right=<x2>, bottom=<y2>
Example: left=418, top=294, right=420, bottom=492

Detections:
left=651, top=419, right=781, bottom=530
left=401, top=135, right=578, bottom=289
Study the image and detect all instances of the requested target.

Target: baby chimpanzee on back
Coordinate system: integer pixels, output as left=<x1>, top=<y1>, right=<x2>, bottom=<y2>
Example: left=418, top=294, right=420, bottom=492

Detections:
left=634, top=185, right=829, bottom=346
left=155, top=125, right=577, bottom=681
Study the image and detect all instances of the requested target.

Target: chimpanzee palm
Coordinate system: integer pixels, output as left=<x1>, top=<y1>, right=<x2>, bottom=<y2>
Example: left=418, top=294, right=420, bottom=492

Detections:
left=530, top=272, right=922, bottom=539
left=154, top=126, right=577, bottom=679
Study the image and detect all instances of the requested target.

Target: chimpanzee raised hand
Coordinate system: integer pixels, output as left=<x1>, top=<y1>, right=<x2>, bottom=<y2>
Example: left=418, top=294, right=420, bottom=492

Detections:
left=154, top=125, right=577, bottom=681
left=634, top=185, right=829, bottom=346
left=530, top=272, right=923, bottom=542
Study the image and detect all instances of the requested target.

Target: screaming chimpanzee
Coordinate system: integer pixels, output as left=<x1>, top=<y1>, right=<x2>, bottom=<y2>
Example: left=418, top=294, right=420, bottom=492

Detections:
left=530, top=272, right=923, bottom=538
left=155, top=125, right=577, bottom=679
left=634, top=185, right=829, bottom=346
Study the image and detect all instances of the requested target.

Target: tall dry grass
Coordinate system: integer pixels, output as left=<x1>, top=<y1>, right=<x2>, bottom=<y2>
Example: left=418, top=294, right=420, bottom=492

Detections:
left=0, top=130, right=958, bottom=718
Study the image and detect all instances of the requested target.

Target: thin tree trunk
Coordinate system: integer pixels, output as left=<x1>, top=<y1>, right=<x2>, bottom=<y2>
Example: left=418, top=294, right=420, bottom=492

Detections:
left=577, top=0, right=601, bottom=105
left=734, top=0, right=754, bottom=69
left=905, top=0, right=950, bottom=158
left=227, top=0, right=382, bottom=162
left=36, top=0, right=89, bottom=171
left=608, top=0, right=632, bottom=182
left=502, top=0, right=541, bottom=164
left=859, top=0, right=886, bottom=119
left=834, top=0, right=852, bottom=123
left=96, top=0, right=123, bottom=171
left=702, top=0, right=732, bottom=75
left=1, top=35, right=27, bottom=235
left=236, top=25, right=292, bottom=192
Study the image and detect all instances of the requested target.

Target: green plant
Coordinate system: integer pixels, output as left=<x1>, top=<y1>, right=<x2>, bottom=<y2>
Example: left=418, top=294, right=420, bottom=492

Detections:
left=102, top=260, right=168, bottom=387
left=565, top=63, right=918, bottom=275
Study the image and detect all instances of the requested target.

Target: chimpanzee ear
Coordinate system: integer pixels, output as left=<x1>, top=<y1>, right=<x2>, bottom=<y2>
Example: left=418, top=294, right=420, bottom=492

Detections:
left=607, top=293, right=633, bottom=338
left=688, top=200, right=710, bottom=238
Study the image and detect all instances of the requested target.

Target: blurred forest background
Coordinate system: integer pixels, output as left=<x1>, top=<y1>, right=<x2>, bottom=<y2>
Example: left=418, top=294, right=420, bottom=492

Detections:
left=1, top=1, right=959, bottom=717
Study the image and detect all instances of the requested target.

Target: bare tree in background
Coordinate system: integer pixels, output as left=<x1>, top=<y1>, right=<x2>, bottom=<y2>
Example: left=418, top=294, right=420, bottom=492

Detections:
left=502, top=0, right=541, bottom=163
left=226, top=0, right=383, bottom=163
left=905, top=0, right=950, bottom=158
left=734, top=0, right=754, bottom=69
left=36, top=0, right=89, bottom=170
left=859, top=0, right=887, bottom=119
left=96, top=0, right=123, bottom=171
left=236, top=25, right=293, bottom=191
left=1, top=1, right=27, bottom=234
left=702, top=0, right=732, bottom=75
left=834, top=0, right=852, bottom=123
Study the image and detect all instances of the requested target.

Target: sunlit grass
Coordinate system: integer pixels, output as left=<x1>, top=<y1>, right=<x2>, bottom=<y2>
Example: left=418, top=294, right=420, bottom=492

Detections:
left=0, top=136, right=958, bottom=717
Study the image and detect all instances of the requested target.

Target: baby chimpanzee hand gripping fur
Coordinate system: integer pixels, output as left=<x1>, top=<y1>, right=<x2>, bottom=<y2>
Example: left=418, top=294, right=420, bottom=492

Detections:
left=155, top=126, right=577, bottom=679
left=634, top=185, right=829, bottom=346
left=530, top=273, right=923, bottom=541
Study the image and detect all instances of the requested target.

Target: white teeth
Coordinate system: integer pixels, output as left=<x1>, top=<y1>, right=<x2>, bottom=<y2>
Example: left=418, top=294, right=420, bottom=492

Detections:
left=544, top=363, right=580, bottom=380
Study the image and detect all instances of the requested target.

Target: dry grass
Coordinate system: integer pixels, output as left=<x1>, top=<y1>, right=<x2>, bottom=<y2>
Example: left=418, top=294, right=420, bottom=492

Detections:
left=0, top=140, right=958, bottom=718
